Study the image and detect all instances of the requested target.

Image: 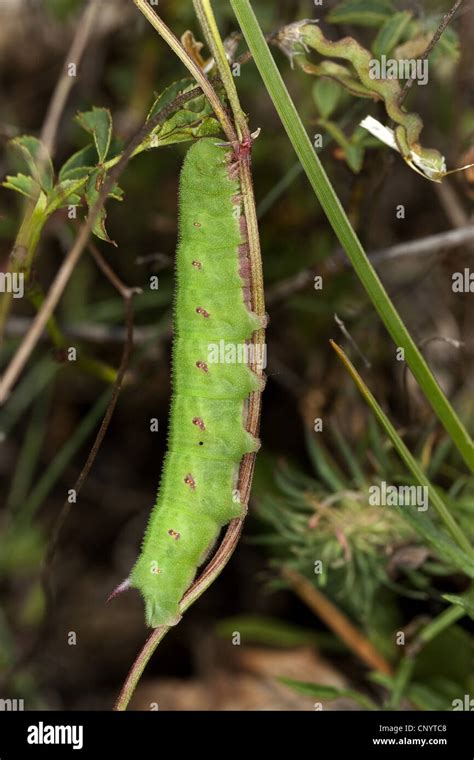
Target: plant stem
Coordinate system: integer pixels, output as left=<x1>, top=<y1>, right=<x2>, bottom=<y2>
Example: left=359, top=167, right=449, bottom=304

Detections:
left=331, top=341, right=472, bottom=555
left=133, top=0, right=236, bottom=143
left=282, top=567, right=393, bottom=676
left=417, top=603, right=465, bottom=646
left=115, top=1, right=266, bottom=710
left=231, top=0, right=473, bottom=472
left=114, top=518, right=245, bottom=710
left=0, top=89, right=203, bottom=404
left=193, top=0, right=246, bottom=140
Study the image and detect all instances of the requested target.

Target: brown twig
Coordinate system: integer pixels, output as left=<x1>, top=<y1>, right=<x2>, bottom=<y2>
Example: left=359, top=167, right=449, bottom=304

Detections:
left=41, top=244, right=140, bottom=583
left=3, top=316, right=159, bottom=345
left=114, top=519, right=244, bottom=709
left=0, top=0, right=100, bottom=342
left=40, top=0, right=100, bottom=155
left=398, top=0, right=463, bottom=105
left=0, top=243, right=140, bottom=690
left=0, top=86, right=202, bottom=404
left=282, top=567, right=393, bottom=676
left=266, top=224, right=474, bottom=305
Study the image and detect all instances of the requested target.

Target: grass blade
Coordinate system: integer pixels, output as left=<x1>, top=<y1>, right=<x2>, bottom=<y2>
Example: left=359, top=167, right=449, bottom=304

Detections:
left=330, top=340, right=472, bottom=557
left=230, top=1, right=473, bottom=472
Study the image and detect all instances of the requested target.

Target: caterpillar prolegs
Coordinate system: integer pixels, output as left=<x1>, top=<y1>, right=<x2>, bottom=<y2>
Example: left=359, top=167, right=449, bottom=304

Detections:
left=127, top=138, right=264, bottom=628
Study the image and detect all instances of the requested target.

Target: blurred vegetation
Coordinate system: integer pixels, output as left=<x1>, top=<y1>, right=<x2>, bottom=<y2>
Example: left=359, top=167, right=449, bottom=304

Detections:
left=0, top=0, right=473, bottom=710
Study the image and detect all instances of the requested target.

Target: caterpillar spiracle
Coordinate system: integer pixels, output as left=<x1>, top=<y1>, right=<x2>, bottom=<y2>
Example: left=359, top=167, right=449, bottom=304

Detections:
left=121, top=137, right=265, bottom=628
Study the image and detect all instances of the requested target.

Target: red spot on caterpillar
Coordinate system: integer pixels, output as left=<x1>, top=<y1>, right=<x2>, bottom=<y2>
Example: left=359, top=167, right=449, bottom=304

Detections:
left=192, top=417, right=206, bottom=430
left=184, top=474, right=196, bottom=490
left=193, top=221, right=201, bottom=228
left=192, top=260, right=202, bottom=269
left=168, top=529, right=181, bottom=540
left=196, top=360, right=208, bottom=372
left=196, top=307, right=210, bottom=318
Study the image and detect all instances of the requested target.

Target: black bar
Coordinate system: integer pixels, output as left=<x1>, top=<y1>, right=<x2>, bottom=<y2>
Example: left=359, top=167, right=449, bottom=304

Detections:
left=0, top=710, right=472, bottom=758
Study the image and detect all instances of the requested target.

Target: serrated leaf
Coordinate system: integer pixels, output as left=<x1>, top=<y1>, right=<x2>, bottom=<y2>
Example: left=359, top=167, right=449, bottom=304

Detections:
left=327, top=0, right=395, bottom=27
left=141, top=78, right=220, bottom=150
left=10, top=135, right=54, bottom=191
left=85, top=169, right=117, bottom=245
left=75, top=108, right=112, bottom=163
left=147, top=78, right=208, bottom=121
left=279, top=678, right=378, bottom=710
left=313, top=78, right=343, bottom=119
left=58, top=144, right=97, bottom=181
left=372, top=11, right=412, bottom=58
left=45, top=179, right=85, bottom=213
left=2, top=173, right=41, bottom=200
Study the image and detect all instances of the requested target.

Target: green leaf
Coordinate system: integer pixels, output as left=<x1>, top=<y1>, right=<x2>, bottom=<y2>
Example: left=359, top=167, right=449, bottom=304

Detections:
left=313, top=78, right=343, bottom=119
left=442, top=589, right=474, bottom=620
left=58, top=144, right=97, bottom=181
left=398, top=507, right=474, bottom=579
left=372, top=11, right=412, bottom=58
left=45, top=179, right=84, bottom=213
left=84, top=168, right=119, bottom=246
left=327, top=0, right=395, bottom=28
left=10, top=135, right=54, bottom=191
left=407, top=683, right=452, bottom=710
left=2, top=173, right=40, bottom=201
left=140, top=79, right=220, bottom=151
left=75, top=107, right=113, bottom=163
left=279, top=678, right=378, bottom=710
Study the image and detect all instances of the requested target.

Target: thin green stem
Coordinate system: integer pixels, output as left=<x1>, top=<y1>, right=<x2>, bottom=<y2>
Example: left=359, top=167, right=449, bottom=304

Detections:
left=193, top=0, right=247, bottom=140
left=231, top=0, right=473, bottom=472
left=331, top=341, right=472, bottom=555
left=133, top=0, right=236, bottom=143
left=387, top=656, right=415, bottom=709
left=417, top=603, right=465, bottom=645
left=114, top=519, right=245, bottom=710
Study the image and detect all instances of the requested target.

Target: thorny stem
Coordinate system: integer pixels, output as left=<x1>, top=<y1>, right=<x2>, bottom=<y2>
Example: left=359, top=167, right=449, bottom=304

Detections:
left=133, top=0, right=236, bottom=144
left=115, top=1, right=266, bottom=711
left=0, top=88, right=203, bottom=404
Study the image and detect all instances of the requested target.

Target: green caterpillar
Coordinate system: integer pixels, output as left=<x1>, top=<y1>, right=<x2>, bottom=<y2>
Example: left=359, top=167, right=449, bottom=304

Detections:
left=118, top=138, right=264, bottom=628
